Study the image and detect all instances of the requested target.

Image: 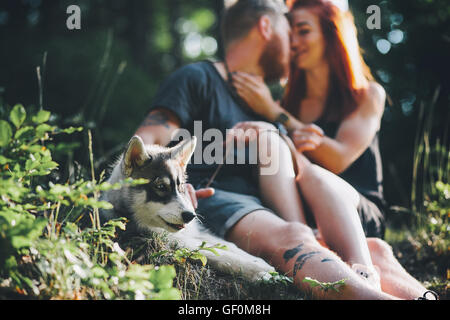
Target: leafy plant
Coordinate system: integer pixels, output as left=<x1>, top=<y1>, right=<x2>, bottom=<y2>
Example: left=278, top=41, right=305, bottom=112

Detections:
left=414, top=181, right=449, bottom=259
left=261, top=271, right=294, bottom=286
left=173, top=241, right=228, bottom=267
left=302, top=277, right=347, bottom=293
left=0, top=104, right=180, bottom=300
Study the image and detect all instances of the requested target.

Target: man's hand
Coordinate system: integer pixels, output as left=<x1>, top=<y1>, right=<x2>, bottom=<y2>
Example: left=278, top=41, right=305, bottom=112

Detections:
left=185, top=183, right=215, bottom=209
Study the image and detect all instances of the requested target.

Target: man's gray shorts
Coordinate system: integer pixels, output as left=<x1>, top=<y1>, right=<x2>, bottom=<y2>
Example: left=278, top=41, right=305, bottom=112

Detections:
left=196, top=187, right=386, bottom=240
left=196, top=188, right=274, bottom=239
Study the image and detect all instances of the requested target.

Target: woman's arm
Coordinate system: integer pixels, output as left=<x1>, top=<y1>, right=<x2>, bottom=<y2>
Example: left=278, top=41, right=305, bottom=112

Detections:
left=232, top=72, right=386, bottom=174
left=303, top=82, right=386, bottom=174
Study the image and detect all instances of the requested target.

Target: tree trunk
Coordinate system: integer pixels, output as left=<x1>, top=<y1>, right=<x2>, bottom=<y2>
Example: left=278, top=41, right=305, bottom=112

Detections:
left=126, top=0, right=151, bottom=70
left=168, top=0, right=183, bottom=68
left=212, top=0, right=225, bottom=60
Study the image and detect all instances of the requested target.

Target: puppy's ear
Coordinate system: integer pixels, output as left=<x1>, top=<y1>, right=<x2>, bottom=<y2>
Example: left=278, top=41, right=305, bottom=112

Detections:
left=170, top=136, right=196, bottom=170
left=123, top=135, right=151, bottom=176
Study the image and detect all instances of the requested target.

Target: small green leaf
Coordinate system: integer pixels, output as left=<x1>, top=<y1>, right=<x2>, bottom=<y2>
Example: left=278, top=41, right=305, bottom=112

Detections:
left=10, top=104, right=26, bottom=128
left=0, top=120, right=12, bottom=147
left=302, top=277, right=347, bottom=292
left=105, top=218, right=127, bottom=231
left=154, top=287, right=181, bottom=300
left=149, top=265, right=177, bottom=290
left=190, top=252, right=208, bottom=266
left=0, top=155, right=12, bottom=164
left=92, top=201, right=114, bottom=210
left=35, top=123, right=55, bottom=138
left=14, top=126, right=34, bottom=140
left=59, top=126, right=83, bottom=134
left=32, top=110, right=51, bottom=124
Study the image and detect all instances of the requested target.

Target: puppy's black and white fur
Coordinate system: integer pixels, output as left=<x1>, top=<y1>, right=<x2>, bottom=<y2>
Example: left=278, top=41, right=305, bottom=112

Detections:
left=101, top=135, right=274, bottom=281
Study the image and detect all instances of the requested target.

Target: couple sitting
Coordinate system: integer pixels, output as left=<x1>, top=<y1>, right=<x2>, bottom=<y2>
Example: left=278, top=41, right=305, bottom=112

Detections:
left=134, top=0, right=432, bottom=300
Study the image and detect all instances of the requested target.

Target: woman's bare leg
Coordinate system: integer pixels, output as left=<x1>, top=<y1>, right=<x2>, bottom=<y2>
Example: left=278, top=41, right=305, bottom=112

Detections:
left=258, top=131, right=373, bottom=267
left=297, top=160, right=373, bottom=267
left=367, top=238, right=430, bottom=299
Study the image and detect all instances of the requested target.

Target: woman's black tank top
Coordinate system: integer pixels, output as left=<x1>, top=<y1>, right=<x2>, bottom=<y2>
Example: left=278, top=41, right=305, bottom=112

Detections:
left=314, top=118, right=386, bottom=210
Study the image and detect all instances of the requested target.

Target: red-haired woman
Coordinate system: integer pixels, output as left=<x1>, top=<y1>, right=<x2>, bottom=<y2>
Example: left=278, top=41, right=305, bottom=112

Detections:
left=231, top=0, right=432, bottom=299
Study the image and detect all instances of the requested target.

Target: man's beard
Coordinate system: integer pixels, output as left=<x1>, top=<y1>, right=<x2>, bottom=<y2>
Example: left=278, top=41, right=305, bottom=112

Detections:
left=259, top=33, right=288, bottom=83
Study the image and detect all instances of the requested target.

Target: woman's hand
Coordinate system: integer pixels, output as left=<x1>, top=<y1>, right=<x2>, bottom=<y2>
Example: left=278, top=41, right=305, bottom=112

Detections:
left=292, top=124, right=325, bottom=153
left=232, top=72, right=281, bottom=121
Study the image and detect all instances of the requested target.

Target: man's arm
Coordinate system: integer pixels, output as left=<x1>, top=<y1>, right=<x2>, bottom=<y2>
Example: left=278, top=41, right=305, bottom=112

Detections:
left=134, top=108, right=182, bottom=146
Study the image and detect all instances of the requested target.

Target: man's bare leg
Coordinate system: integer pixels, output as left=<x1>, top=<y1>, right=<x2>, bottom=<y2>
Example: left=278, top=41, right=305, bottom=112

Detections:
left=226, top=210, right=399, bottom=300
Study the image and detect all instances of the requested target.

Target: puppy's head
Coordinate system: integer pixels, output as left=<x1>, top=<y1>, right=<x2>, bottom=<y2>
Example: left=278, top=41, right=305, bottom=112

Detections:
left=122, top=135, right=197, bottom=232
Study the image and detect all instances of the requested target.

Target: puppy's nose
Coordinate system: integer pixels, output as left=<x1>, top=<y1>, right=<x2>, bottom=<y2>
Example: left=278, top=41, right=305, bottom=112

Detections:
left=181, top=211, right=196, bottom=223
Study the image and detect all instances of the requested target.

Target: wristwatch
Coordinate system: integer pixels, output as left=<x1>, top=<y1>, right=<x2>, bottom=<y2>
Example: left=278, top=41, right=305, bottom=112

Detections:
left=274, top=112, right=289, bottom=126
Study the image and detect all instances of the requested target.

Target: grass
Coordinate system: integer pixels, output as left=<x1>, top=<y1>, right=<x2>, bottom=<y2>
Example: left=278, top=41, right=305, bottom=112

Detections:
left=386, top=225, right=449, bottom=300
left=119, top=230, right=306, bottom=300
left=383, top=86, right=449, bottom=300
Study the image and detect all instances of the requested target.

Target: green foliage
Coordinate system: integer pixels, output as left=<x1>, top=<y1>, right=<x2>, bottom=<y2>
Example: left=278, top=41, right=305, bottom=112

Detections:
left=0, top=105, right=180, bottom=300
left=27, top=220, right=180, bottom=300
left=302, top=277, right=347, bottom=293
left=261, top=271, right=294, bottom=286
left=155, top=241, right=228, bottom=267
left=415, top=181, right=449, bottom=258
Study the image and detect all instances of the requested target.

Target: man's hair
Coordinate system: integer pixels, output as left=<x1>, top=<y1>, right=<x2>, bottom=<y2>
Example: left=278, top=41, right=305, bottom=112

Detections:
left=221, top=0, right=288, bottom=50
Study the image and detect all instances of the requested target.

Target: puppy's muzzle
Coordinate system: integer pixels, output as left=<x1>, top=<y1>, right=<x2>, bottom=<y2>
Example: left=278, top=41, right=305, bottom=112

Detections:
left=182, top=211, right=196, bottom=223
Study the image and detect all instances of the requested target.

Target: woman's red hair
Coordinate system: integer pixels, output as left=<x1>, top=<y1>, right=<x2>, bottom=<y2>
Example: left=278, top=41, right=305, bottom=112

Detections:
left=284, top=0, right=374, bottom=122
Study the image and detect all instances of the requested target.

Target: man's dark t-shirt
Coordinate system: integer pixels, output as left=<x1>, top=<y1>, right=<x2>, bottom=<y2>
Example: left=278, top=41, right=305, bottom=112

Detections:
left=148, top=60, right=267, bottom=197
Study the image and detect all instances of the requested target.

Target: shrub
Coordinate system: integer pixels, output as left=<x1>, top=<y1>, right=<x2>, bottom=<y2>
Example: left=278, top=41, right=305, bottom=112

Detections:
left=0, top=104, right=180, bottom=300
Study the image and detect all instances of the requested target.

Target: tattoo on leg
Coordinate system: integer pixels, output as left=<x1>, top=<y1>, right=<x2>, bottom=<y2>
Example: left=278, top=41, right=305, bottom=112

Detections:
left=141, top=111, right=170, bottom=128
left=293, top=251, right=320, bottom=277
left=283, top=243, right=304, bottom=263
left=321, top=258, right=335, bottom=263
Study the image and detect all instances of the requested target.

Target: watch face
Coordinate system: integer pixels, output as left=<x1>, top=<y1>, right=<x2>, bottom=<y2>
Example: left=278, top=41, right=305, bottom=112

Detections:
left=277, top=112, right=289, bottom=124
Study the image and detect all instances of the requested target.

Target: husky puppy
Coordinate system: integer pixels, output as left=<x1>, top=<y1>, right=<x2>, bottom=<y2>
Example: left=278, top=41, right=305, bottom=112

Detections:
left=101, top=135, right=274, bottom=281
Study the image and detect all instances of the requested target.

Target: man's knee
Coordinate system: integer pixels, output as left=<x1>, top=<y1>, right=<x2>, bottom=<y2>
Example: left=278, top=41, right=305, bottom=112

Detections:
left=258, top=221, right=320, bottom=267
left=268, top=221, right=317, bottom=251
left=227, top=210, right=318, bottom=260
left=258, top=130, right=298, bottom=177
